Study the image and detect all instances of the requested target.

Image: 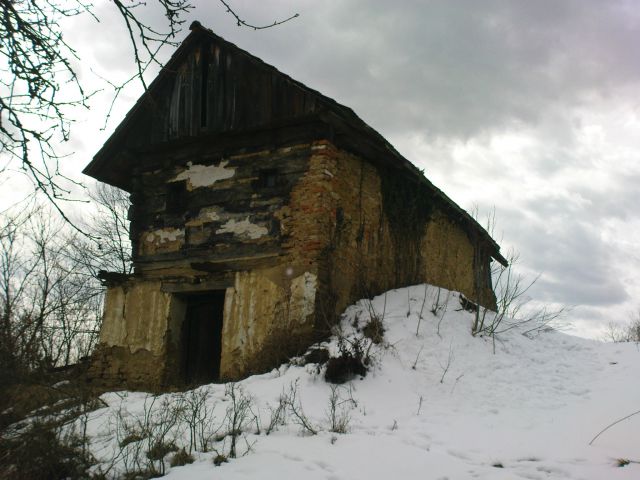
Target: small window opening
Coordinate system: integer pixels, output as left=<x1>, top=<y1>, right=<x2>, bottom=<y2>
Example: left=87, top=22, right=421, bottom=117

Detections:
left=166, top=181, right=187, bottom=214
left=258, top=169, right=279, bottom=188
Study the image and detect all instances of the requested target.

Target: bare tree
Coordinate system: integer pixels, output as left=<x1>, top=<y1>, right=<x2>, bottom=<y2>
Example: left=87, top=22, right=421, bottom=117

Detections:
left=79, top=183, right=133, bottom=277
left=603, top=312, right=640, bottom=343
left=0, top=205, right=104, bottom=385
left=0, top=206, right=37, bottom=380
left=0, top=0, right=190, bottom=210
left=0, top=0, right=298, bottom=215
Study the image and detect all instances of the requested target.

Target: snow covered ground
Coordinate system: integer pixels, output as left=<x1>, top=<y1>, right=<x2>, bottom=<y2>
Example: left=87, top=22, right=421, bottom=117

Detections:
left=84, top=285, right=640, bottom=479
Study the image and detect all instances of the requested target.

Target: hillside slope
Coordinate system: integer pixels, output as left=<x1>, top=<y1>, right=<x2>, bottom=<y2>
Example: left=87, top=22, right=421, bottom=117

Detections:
left=86, top=285, right=640, bottom=479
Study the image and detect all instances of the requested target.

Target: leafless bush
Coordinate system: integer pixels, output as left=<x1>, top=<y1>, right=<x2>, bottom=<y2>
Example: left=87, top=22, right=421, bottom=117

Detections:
left=325, top=294, right=387, bottom=384
left=264, top=393, right=288, bottom=435
left=431, top=287, right=444, bottom=316
left=325, top=384, right=357, bottom=434
left=77, top=184, right=133, bottom=278
left=589, top=408, right=640, bottom=446
left=604, top=313, right=640, bottom=343
left=436, top=291, right=452, bottom=338
left=411, top=346, right=424, bottom=370
left=282, top=380, right=317, bottom=435
left=111, top=395, right=185, bottom=478
left=179, top=388, right=220, bottom=453
left=223, top=383, right=256, bottom=459
left=364, top=293, right=387, bottom=328
left=471, top=249, right=565, bottom=348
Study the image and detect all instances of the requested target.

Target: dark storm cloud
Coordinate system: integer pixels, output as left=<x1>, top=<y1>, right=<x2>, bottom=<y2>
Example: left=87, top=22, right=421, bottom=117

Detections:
left=175, top=2, right=640, bottom=330
left=198, top=0, right=640, bottom=142
left=57, top=0, right=640, bottom=337
left=75, top=0, right=640, bottom=142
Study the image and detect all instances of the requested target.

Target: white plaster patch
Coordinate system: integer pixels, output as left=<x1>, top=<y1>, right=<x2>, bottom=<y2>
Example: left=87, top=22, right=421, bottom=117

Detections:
left=290, top=272, right=318, bottom=320
left=185, top=206, right=221, bottom=227
left=171, top=160, right=235, bottom=189
left=199, top=207, right=220, bottom=222
left=145, top=228, right=184, bottom=245
left=218, top=217, right=268, bottom=240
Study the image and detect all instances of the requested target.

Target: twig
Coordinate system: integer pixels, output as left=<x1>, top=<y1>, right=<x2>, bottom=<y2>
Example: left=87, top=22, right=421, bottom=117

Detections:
left=589, top=409, right=640, bottom=446
left=438, top=343, right=454, bottom=384
left=411, top=346, right=423, bottom=370
left=416, top=284, right=428, bottom=336
left=217, top=0, right=299, bottom=30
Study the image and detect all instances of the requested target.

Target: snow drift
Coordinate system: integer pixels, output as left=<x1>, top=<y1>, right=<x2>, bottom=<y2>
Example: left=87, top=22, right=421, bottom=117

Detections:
left=78, top=284, right=640, bottom=479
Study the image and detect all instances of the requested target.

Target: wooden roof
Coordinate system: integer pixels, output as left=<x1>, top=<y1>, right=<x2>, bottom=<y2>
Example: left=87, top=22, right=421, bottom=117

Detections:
left=83, top=22, right=506, bottom=266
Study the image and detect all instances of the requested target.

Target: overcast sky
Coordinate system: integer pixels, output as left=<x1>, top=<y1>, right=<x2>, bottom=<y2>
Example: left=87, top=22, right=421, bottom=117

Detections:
left=4, top=0, right=640, bottom=338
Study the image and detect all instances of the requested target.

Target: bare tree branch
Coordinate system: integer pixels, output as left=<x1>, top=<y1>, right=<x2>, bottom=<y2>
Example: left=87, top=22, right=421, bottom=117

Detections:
left=217, top=0, right=299, bottom=30
left=0, top=0, right=298, bottom=221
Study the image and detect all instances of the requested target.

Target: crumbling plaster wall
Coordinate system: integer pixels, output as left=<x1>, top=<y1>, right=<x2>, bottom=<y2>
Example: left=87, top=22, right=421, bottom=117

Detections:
left=93, top=266, right=319, bottom=386
left=422, top=211, right=489, bottom=305
left=220, top=268, right=317, bottom=379
left=91, top=139, right=495, bottom=388
left=93, top=143, right=325, bottom=387
left=134, top=144, right=313, bottom=261
left=302, top=141, right=494, bottom=319
left=89, top=280, right=172, bottom=389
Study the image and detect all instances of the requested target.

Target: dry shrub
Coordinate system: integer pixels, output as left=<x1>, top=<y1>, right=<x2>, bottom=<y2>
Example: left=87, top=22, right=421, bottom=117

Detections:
left=170, top=448, right=194, bottom=467
left=324, top=336, right=370, bottom=384
left=325, top=355, right=367, bottom=384
left=213, top=453, right=228, bottom=466
left=326, top=384, right=356, bottom=434
left=362, top=316, right=385, bottom=344
left=302, top=347, right=330, bottom=365
left=0, top=420, right=96, bottom=480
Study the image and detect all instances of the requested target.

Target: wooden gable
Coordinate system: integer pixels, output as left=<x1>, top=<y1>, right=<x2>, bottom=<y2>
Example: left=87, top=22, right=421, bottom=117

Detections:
left=84, top=23, right=358, bottom=190
left=83, top=22, right=507, bottom=267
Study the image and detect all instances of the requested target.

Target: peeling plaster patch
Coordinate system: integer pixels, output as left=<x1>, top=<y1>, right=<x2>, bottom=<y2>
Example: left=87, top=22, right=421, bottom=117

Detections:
left=218, top=217, right=268, bottom=240
left=185, top=206, right=220, bottom=227
left=171, top=161, right=235, bottom=189
left=145, top=228, right=184, bottom=245
left=290, top=272, right=318, bottom=320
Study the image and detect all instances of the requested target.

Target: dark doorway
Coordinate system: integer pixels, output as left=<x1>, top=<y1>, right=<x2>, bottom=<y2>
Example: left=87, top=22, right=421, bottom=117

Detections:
left=182, top=291, right=225, bottom=384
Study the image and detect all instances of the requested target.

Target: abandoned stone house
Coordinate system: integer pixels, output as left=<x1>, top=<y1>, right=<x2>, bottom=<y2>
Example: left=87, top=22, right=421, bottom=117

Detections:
left=83, top=22, right=507, bottom=389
